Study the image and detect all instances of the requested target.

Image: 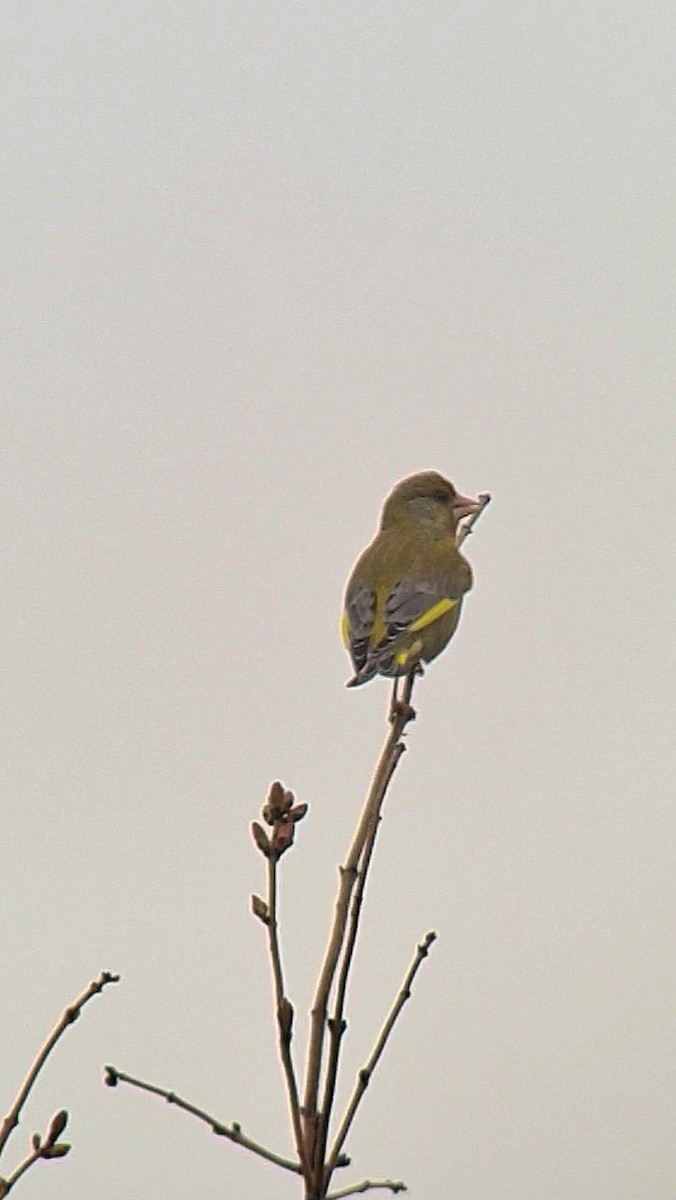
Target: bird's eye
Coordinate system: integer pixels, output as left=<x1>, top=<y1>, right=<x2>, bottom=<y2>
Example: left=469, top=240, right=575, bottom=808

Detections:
left=432, top=489, right=450, bottom=503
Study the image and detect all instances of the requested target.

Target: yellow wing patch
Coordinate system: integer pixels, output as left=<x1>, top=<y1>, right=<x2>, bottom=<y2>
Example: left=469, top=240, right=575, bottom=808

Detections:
left=395, top=638, right=424, bottom=667
left=408, top=597, right=457, bottom=633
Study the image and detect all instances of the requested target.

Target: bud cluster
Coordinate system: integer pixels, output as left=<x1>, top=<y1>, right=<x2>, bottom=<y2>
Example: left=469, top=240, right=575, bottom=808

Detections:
left=251, top=780, right=308, bottom=861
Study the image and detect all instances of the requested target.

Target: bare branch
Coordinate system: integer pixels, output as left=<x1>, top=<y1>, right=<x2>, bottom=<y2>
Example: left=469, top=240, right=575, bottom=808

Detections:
left=0, top=1143, right=42, bottom=1196
left=0, top=971, right=120, bottom=1157
left=327, top=1178, right=407, bottom=1198
left=325, top=932, right=437, bottom=1183
left=303, top=674, right=418, bottom=1179
left=265, top=855, right=310, bottom=1183
left=102, top=1066, right=301, bottom=1175
left=317, top=739, right=405, bottom=1169
left=0, top=1110, right=72, bottom=1195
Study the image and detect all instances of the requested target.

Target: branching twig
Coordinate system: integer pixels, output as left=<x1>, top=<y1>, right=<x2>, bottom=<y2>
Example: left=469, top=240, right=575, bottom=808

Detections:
left=327, top=1178, right=407, bottom=1198
left=0, top=1110, right=71, bottom=1198
left=325, top=932, right=437, bottom=1184
left=103, top=1066, right=302, bottom=1175
left=0, top=971, right=120, bottom=1157
left=0, top=1144, right=43, bottom=1197
left=303, top=674, right=418, bottom=1179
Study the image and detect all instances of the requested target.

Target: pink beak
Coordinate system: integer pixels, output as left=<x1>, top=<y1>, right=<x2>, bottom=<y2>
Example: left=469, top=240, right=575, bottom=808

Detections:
left=452, top=490, right=484, bottom=521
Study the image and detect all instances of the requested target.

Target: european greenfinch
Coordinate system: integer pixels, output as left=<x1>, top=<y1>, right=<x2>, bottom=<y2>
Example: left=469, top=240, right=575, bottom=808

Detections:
left=341, top=471, right=483, bottom=687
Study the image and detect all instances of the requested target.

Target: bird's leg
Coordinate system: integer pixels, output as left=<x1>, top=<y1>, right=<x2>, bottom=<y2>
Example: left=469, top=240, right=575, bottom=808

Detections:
left=388, top=678, right=400, bottom=723
left=389, top=669, right=419, bottom=725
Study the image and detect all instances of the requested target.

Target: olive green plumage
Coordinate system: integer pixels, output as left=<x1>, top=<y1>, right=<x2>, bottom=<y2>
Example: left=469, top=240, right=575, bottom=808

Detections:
left=341, top=471, right=481, bottom=687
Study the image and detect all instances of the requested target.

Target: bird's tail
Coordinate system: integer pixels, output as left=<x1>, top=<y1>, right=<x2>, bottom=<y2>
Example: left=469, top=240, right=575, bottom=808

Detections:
left=345, top=664, right=377, bottom=688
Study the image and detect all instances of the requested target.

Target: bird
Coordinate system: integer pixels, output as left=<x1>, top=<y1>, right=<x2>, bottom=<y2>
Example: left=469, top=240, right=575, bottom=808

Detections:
left=341, top=471, right=483, bottom=688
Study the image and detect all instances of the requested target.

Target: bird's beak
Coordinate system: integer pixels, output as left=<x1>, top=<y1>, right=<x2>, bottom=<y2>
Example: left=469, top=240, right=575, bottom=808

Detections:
left=452, top=491, right=483, bottom=521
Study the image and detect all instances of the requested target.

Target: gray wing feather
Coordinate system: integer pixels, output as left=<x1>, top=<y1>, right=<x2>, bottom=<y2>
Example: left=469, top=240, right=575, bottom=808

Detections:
left=373, top=576, right=456, bottom=673
left=384, top=578, right=443, bottom=629
left=345, top=584, right=376, bottom=672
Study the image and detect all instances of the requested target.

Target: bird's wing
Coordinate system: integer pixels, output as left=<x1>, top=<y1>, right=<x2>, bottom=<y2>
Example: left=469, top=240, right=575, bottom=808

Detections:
left=341, top=583, right=376, bottom=673
left=343, top=568, right=466, bottom=674
left=343, top=537, right=472, bottom=679
left=377, top=576, right=459, bottom=656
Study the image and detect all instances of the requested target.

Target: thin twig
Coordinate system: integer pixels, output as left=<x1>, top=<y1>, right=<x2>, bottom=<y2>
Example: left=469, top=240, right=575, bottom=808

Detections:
left=103, top=1066, right=302, bottom=1175
left=327, top=1178, right=407, bottom=1198
left=266, top=855, right=310, bottom=1182
left=457, top=493, right=491, bottom=548
left=0, top=971, right=120, bottom=1156
left=317, top=739, right=405, bottom=1170
left=325, top=932, right=437, bottom=1183
left=302, top=675, right=418, bottom=1180
left=0, top=1113, right=72, bottom=1195
left=0, top=1144, right=42, bottom=1195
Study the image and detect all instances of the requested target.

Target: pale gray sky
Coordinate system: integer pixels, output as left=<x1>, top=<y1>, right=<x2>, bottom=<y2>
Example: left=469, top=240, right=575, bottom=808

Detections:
left=2, top=3, right=675, bottom=1198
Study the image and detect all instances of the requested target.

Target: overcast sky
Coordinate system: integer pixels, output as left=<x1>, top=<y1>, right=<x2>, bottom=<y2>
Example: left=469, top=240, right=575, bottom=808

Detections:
left=2, top=3, right=675, bottom=1198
